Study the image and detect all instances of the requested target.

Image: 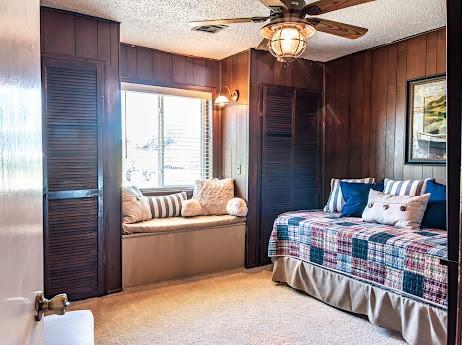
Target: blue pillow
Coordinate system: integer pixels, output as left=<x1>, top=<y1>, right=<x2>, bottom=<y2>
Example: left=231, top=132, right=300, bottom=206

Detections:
left=340, top=182, right=383, bottom=217
left=422, top=180, right=446, bottom=229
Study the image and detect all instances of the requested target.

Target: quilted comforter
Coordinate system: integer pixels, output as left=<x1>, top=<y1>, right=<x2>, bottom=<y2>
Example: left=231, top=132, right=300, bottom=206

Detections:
left=268, top=210, right=448, bottom=308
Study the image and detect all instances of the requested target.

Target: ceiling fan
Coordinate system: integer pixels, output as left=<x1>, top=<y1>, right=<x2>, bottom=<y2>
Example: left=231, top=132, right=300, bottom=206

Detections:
left=190, top=0, right=375, bottom=63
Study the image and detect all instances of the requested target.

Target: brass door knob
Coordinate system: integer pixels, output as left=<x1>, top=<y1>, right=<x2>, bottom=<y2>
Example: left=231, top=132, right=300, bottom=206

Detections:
left=34, top=292, right=70, bottom=321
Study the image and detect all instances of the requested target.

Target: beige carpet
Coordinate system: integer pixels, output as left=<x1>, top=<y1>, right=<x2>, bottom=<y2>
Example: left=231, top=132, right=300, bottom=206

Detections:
left=73, top=268, right=406, bottom=345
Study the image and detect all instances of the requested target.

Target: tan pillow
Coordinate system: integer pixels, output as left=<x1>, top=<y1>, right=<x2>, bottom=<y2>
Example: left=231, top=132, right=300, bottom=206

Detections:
left=362, top=190, right=430, bottom=229
left=226, top=197, right=248, bottom=217
left=181, top=199, right=202, bottom=217
left=122, top=186, right=152, bottom=224
left=192, top=178, right=234, bottom=215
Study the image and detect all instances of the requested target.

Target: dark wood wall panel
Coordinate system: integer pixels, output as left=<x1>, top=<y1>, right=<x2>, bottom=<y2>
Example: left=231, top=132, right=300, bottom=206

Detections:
left=75, top=17, right=98, bottom=59
left=41, top=7, right=122, bottom=296
left=324, top=28, right=446, bottom=200
left=252, top=50, right=323, bottom=90
left=120, top=43, right=219, bottom=90
left=220, top=50, right=250, bottom=200
left=120, top=43, right=221, bottom=176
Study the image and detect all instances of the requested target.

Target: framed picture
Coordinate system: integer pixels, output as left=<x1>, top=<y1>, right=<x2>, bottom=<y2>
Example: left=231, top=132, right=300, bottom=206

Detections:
left=406, top=74, right=447, bottom=164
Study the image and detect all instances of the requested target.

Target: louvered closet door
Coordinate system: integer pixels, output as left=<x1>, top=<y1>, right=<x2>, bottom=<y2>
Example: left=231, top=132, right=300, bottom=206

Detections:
left=260, top=85, right=320, bottom=264
left=260, top=85, right=294, bottom=263
left=292, top=89, right=320, bottom=210
left=43, top=58, right=104, bottom=301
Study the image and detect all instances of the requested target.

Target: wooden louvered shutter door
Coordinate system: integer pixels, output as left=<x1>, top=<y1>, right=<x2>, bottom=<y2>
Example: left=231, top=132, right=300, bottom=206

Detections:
left=292, top=89, right=320, bottom=210
left=43, top=58, right=104, bottom=301
left=260, top=85, right=294, bottom=263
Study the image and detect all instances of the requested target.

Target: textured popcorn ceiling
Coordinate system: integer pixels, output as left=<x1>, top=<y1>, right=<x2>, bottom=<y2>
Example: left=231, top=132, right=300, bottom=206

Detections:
left=41, top=0, right=446, bottom=62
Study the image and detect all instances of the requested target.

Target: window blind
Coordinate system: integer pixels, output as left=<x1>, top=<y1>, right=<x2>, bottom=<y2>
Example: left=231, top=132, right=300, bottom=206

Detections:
left=122, top=87, right=213, bottom=189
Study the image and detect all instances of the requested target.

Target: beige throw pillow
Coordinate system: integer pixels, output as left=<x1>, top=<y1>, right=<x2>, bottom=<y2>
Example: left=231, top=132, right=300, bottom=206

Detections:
left=226, top=197, right=248, bottom=217
left=362, top=190, right=430, bottom=229
left=192, top=178, right=234, bottom=215
left=122, top=186, right=152, bottom=224
left=181, top=199, right=202, bottom=217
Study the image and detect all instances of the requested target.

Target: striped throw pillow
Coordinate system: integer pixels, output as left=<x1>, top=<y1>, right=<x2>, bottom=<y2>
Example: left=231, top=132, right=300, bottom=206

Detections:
left=384, top=178, right=433, bottom=196
left=147, top=192, right=187, bottom=218
left=324, top=177, right=375, bottom=213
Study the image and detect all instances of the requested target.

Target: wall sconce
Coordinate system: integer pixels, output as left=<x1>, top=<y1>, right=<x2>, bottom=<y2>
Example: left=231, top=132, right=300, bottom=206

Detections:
left=215, top=86, right=239, bottom=107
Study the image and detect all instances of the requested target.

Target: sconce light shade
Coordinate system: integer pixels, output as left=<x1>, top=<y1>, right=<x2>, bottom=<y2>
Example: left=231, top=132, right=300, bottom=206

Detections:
left=214, top=94, right=230, bottom=107
left=214, top=87, right=239, bottom=107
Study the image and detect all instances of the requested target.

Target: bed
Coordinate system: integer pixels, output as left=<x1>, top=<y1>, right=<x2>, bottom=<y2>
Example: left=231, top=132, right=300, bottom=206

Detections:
left=268, top=210, right=447, bottom=345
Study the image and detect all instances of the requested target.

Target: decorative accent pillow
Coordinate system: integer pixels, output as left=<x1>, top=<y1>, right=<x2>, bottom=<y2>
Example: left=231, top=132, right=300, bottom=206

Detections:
left=226, top=198, right=248, bottom=217
left=362, top=190, right=430, bottom=229
left=384, top=178, right=433, bottom=196
left=324, top=177, right=375, bottom=213
left=340, top=182, right=384, bottom=217
left=147, top=192, right=187, bottom=218
left=122, top=186, right=152, bottom=224
left=421, top=180, right=446, bottom=230
left=181, top=199, right=202, bottom=217
left=193, top=178, right=234, bottom=215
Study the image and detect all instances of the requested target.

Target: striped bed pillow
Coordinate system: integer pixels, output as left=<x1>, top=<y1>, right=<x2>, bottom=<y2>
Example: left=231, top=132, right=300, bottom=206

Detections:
left=384, top=178, right=432, bottom=196
left=147, top=192, right=187, bottom=218
left=324, top=177, right=375, bottom=213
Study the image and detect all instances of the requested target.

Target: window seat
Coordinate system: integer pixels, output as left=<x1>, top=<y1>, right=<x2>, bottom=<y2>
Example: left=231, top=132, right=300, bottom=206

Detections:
left=122, top=215, right=245, bottom=235
left=122, top=215, right=246, bottom=288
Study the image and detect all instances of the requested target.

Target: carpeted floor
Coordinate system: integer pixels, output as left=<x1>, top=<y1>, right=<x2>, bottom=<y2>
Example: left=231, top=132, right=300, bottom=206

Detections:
left=73, top=268, right=406, bottom=345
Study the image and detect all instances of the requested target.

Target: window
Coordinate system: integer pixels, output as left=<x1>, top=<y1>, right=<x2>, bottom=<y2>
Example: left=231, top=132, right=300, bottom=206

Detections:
left=122, top=86, right=213, bottom=189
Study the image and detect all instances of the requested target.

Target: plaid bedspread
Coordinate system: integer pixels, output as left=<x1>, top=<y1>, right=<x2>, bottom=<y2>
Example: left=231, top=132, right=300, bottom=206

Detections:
left=268, top=210, right=448, bottom=308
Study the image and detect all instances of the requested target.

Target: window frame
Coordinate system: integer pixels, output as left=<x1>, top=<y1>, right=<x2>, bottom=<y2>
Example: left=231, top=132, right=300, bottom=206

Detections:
left=121, top=83, right=214, bottom=192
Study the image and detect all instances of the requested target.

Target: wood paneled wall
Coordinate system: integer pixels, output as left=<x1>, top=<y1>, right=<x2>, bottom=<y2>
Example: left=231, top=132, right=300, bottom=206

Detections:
left=220, top=50, right=250, bottom=199
left=219, top=49, right=324, bottom=267
left=120, top=43, right=221, bottom=177
left=120, top=43, right=219, bottom=90
left=41, top=7, right=122, bottom=294
left=250, top=49, right=324, bottom=90
left=324, top=28, right=446, bottom=200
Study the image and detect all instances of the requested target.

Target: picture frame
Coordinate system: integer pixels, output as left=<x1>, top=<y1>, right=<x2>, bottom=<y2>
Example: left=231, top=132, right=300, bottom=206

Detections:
left=406, top=74, right=447, bottom=165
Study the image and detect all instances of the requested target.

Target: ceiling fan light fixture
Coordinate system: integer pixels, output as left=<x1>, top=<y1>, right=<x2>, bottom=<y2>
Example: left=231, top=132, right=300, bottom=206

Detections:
left=261, top=22, right=315, bottom=63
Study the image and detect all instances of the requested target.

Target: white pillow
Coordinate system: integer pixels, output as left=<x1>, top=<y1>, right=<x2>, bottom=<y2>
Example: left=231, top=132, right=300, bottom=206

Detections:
left=324, top=177, right=375, bottom=212
left=122, top=186, right=152, bottom=224
left=362, top=190, right=430, bottom=229
left=192, top=178, right=234, bottom=215
left=226, top=198, right=248, bottom=217
left=181, top=199, right=202, bottom=217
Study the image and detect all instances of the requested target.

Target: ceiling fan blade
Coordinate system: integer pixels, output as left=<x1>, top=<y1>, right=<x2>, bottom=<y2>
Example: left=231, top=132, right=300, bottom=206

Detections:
left=302, top=0, right=375, bottom=16
left=307, top=18, right=368, bottom=39
left=189, top=17, right=269, bottom=26
left=258, top=0, right=288, bottom=10
left=256, top=38, right=269, bottom=51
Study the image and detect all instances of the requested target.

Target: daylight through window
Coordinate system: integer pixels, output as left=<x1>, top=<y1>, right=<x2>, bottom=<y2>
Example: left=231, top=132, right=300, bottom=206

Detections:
left=122, top=87, right=213, bottom=189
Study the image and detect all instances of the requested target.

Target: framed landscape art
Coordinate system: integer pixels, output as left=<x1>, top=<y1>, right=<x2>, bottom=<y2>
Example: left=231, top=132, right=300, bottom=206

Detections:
left=406, top=74, right=447, bottom=164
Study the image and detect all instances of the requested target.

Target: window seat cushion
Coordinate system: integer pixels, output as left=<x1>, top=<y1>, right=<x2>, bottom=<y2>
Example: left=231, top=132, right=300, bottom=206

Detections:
left=123, top=215, right=246, bottom=235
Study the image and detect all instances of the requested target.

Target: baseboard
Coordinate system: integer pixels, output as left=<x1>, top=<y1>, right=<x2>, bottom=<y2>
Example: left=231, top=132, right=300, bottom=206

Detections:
left=106, top=288, right=122, bottom=295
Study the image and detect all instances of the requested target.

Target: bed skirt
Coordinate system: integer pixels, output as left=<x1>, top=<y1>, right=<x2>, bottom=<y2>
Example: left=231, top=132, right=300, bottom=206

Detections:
left=272, top=256, right=447, bottom=345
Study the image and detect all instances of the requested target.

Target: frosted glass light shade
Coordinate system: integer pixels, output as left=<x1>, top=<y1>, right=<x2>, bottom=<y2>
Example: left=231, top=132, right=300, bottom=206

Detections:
left=267, top=23, right=315, bottom=63
left=214, top=95, right=230, bottom=107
